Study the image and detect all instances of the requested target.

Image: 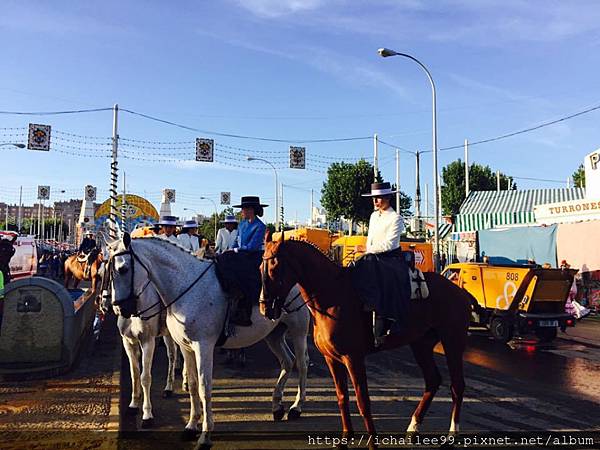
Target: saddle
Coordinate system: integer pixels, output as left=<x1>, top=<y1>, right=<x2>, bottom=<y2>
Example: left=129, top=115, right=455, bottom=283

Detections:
left=76, top=253, right=89, bottom=264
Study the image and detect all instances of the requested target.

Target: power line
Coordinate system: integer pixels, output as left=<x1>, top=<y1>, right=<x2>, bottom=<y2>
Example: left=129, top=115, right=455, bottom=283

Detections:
left=120, top=108, right=373, bottom=144
left=422, top=102, right=600, bottom=153
left=0, top=107, right=113, bottom=115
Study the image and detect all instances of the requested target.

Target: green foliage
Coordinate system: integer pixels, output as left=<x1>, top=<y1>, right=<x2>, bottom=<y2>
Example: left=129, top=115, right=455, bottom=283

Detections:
left=572, top=164, right=585, bottom=188
left=321, top=160, right=412, bottom=226
left=441, top=159, right=516, bottom=216
left=197, top=207, right=236, bottom=243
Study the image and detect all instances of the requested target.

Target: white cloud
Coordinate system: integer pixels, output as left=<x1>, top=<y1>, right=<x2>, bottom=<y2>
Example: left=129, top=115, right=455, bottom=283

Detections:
left=234, top=0, right=329, bottom=18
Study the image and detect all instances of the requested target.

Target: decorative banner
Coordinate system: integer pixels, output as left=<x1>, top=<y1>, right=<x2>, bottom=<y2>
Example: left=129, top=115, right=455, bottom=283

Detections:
left=220, top=192, right=231, bottom=205
left=163, top=189, right=176, bottom=203
left=37, top=185, right=50, bottom=200
left=290, top=146, right=306, bottom=169
left=196, top=138, right=214, bottom=162
left=28, top=123, right=51, bottom=151
left=85, top=185, right=97, bottom=201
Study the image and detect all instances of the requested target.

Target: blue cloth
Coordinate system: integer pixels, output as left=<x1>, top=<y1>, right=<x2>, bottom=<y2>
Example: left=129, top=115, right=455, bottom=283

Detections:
left=478, top=225, right=558, bottom=267
left=233, top=218, right=266, bottom=252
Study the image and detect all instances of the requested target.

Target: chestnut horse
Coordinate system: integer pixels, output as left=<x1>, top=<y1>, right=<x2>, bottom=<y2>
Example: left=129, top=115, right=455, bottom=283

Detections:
left=64, top=252, right=103, bottom=298
left=260, top=237, right=471, bottom=445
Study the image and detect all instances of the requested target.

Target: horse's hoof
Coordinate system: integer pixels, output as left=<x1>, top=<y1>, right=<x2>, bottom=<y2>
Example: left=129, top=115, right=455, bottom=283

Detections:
left=182, top=428, right=199, bottom=441
left=194, top=432, right=213, bottom=449
left=287, top=408, right=301, bottom=420
left=141, top=418, right=154, bottom=429
left=273, top=406, right=285, bottom=422
left=126, top=407, right=139, bottom=415
left=162, top=390, right=173, bottom=398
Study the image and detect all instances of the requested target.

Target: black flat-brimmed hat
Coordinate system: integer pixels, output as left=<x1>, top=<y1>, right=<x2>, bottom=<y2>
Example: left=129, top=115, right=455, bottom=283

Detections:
left=157, top=215, right=179, bottom=226
left=233, top=196, right=269, bottom=208
left=361, top=182, right=398, bottom=197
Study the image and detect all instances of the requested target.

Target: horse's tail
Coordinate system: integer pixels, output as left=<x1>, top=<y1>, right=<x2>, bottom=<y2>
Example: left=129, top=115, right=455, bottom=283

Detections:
left=465, top=291, right=485, bottom=317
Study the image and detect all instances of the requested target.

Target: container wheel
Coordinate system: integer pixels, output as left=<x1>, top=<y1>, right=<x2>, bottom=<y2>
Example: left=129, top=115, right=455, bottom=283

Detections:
left=535, top=327, right=557, bottom=343
left=490, top=317, right=513, bottom=343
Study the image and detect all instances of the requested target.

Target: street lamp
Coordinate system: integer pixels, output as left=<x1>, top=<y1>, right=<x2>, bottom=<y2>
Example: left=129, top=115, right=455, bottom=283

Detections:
left=247, top=156, right=279, bottom=231
left=0, top=143, right=26, bottom=148
left=378, top=47, right=440, bottom=270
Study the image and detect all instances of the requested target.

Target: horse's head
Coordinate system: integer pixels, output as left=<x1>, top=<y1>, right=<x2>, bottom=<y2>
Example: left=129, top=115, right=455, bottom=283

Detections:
left=105, top=232, right=139, bottom=319
left=260, top=230, right=297, bottom=320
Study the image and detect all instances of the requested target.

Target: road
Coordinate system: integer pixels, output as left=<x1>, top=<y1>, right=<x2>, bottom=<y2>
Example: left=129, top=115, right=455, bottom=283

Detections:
left=118, top=327, right=600, bottom=449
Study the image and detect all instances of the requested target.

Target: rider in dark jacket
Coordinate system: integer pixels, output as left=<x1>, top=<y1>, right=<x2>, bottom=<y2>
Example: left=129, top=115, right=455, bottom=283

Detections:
left=79, top=231, right=98, bottom=277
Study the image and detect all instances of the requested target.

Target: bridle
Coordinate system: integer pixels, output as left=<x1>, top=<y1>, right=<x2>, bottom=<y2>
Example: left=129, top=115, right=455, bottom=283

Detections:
left=108, top=243, right=214, bottom=321
left=260, top=253, right=307, bottom=315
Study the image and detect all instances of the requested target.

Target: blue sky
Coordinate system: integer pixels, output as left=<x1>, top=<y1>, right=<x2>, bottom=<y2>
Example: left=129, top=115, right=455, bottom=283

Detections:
left=1, top=0, right=600, bottom=224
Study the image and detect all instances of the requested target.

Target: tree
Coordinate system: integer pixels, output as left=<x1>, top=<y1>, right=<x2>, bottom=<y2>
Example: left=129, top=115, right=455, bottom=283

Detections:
left=441, top=159, right=516, bottom=216
left=572, top=164, right=585, bottom=188
left=197, top=207, right=236, bottom=244
left=321, top=160, right=412, bottom=232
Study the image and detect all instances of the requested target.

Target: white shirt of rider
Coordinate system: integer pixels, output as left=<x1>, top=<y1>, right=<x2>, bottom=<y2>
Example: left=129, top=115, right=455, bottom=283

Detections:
left=177, top=233, right=200, bottom=253
left=366, top=206, right=403, bottom=254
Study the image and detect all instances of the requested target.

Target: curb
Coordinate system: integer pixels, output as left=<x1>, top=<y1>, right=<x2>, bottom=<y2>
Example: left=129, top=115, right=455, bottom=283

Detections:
left=557, top=333, right=600, bottom=349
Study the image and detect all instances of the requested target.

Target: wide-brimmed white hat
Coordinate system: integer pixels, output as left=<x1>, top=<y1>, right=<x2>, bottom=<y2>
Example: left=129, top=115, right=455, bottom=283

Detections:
left=157, top=215, right=178, bottom=226
left=182, top=219, right=198, bottom=229
left=221, top=215, right=238, bottom=224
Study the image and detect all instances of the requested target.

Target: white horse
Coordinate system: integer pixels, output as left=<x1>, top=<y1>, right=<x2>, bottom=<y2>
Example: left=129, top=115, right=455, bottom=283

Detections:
left=99, top=284, right=181, bottom=428
left=106, top=234, right=310, bottom=447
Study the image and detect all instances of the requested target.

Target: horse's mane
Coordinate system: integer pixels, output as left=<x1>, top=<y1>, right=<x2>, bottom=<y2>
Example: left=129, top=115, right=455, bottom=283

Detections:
left=280, top=239, right=343, bottom=273
left=132, top=236, right=206, bottom=263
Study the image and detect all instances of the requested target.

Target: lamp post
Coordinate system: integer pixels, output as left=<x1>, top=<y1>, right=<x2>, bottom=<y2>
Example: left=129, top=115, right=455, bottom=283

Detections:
left=378, top=47, right=440, bottom=270
left=247, top=157, right=279, bottom=231
left=0, top=143, right=26, bottom=148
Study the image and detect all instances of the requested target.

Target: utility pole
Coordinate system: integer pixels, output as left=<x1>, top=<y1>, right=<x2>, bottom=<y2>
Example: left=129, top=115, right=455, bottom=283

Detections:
left=425, top=183, right=429, bottom=219
left=110, top=103, right=119, bottom=238
left=464, top=139, right=470, bottom=198
left=37, top=202, right=42, bottom=237
left=496, top=170, right=501, bottom=192
left=415, top=151, right=422, bottom=224
left=395, top=149, right=400, bottom=214
left=310, top=189, right=314, bottom=226
left=4, top=206, right=8, bottom=231
left=18, top=186, right=22, bottom=233
left=373, top=133, right=379, bottom=179
left=567, top=177, right=571, bottom=189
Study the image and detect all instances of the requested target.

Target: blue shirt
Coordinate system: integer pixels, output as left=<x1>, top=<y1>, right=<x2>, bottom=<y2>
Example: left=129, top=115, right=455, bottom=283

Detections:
left=233, top=218, right=266, bottom=252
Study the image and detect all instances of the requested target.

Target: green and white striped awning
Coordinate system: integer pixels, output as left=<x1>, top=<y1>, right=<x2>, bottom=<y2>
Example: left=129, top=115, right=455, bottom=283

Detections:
left=455, top=188, right=585, bottom=232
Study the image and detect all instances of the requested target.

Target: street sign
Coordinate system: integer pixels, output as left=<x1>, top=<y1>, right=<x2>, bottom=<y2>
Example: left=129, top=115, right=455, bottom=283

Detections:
left=414, top=250, right=424, bottom=265
left=290, top=146, right=306, bottom=169
left=220, top=192, right=231, bottom=205
left=28, top=124, right=51, bottom=151
left=163, top=189, right=176, bottom=203
left=196, top=138, right=214, bottom=162
left=84, top=185, right=97, bottom=201
left=37, top=185, right=50, bottom=200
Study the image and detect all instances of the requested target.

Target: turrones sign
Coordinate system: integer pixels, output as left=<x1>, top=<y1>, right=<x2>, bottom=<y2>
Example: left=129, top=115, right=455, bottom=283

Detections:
left=535, top=198, right=600, bottom=225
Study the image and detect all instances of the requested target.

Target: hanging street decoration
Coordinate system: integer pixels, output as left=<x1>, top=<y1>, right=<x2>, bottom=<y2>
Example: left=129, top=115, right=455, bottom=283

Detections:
left=85, top=185, right=97, bottom=202
left=28, top=123, right=51, bottom=151
left=220, top=192, right=231, bottom=205
left=163, top=188, right=176, bottom=203
left=37, top=185, right=50, bottom=200
left=196, top=138, right=214, bottom=162
left=290, top=146, right=306, bottom=169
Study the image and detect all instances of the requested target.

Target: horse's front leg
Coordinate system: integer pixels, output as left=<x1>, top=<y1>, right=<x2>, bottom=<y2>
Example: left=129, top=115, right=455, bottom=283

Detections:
left=162, top=334, right=177, bottom=397
left=264, top=331, right=294, bottom=421
left=139, top=336, right=156, bottom=428
left=288, top=330, right=309, bottom=420
left=324, top=356, right=353, bottom=443
left=180, top=346, right=201, bottom=439
left=345, top=356, right=377, bottom=449
left=192, top=340, right=216, bottom=448
left=122, top=337, right=142, bottom=415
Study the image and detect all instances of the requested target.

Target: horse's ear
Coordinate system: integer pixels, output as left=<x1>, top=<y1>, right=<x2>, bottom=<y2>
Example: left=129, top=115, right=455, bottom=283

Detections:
left=265, top=229, right=272, bottom=243
left=123, top=232, right=131, bottom=249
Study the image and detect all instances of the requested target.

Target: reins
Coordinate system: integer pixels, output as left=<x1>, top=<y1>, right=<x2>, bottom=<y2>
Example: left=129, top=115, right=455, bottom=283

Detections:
left=110, top=243, right=214, bottom=321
